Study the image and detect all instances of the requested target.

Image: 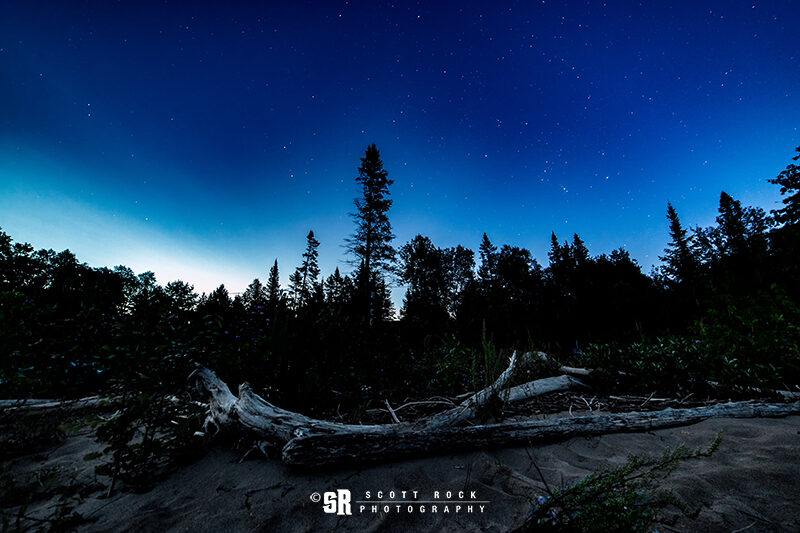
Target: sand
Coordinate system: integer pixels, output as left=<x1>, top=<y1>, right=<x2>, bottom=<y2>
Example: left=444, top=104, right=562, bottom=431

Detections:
left=7, top=413, right=799, bottom=532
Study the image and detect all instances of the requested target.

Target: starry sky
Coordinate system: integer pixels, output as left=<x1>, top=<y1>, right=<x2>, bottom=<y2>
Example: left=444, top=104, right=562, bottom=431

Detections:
left=1, top=1, right=799, bottom=301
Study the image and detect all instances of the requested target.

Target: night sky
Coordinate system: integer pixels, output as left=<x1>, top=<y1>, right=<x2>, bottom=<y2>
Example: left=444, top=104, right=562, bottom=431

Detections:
left=1, top=1, right=798, bottom=302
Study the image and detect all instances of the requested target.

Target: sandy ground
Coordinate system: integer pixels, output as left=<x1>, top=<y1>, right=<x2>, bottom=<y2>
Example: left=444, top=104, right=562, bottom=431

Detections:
left=7, top=414, right=799, bottom=532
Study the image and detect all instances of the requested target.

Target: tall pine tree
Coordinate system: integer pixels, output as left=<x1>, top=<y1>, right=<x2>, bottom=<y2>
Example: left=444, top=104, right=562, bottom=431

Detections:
left=477, top=232, right=497, bottom=286
left=290, top=231, right=320, bottom=309
left=346, top=144, right=396, bottom=323
left=266, top=259, right=282, bottom=307
left=659, top=202, right=698, bottom=286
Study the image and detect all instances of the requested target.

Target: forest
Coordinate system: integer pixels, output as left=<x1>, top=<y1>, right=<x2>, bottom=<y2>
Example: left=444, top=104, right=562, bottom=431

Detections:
left=2, top=144, right=799, bottom=409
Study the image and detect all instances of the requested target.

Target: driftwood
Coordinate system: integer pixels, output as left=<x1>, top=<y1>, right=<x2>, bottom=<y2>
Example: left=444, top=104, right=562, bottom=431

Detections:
left=192, top=353, right=800, bottom=467
left=0, top=396, right=108, bottom=415
left=192, top=351, right=586, bottom=445
left=282, top=401, right=800, bottom=467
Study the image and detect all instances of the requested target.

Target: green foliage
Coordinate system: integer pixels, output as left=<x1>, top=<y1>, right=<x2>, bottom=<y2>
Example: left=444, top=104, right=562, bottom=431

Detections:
left=90, top=350, right=205, bottom=493
left=427, top=335, right=512, bottom=397
left=698, top=286, right=800, bottom=390
left=582, top=284, right=800, bottom=395
left=580, top=338, right=710, bottom=395
left=522, top=432, right=723, bottom=532
left=0, top=464, right=94, bottom=531
left=91, top=390, right=205, bottom=493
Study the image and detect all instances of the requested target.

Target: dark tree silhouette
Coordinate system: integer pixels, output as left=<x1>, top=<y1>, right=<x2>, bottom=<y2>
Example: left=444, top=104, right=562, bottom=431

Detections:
left=768, top=146, right=800, bottom=294
left=266, top=259, right=282, bottom=307
left=346, top=144, right=396, bottom=324
left=769, top=145, right=800, bottom=226
left=242, top=278, right=268, bottom=311
left=659, top=202, right=699, bottom=287
left=717, top=191, right=748, bottom=258
left=477, top=232, right=498, bottom=286
left=290, top=231, right=320, bottom=309
left=399, top=235, right=451, bottom=326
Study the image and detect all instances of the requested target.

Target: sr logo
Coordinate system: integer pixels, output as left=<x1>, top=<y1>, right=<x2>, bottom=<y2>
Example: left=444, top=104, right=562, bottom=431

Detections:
left=323, top=489, right=352, bottom=515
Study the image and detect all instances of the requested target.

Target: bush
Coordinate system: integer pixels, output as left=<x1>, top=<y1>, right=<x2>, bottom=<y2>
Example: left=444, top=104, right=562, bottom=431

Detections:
left=520, top=432, right=722, bottom=532
left=697, top=285, right=800, bottom=391
left=579, top=338, right=710, bottom=396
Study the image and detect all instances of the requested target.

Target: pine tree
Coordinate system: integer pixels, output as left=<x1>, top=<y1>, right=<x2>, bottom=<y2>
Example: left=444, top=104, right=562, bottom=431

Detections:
left=325, top=267, right=346, bottom=305
left=346, top=144, right=396, bottom=323
left=659, top=202, right=698, bottom=285
left=548, top=232, right=568, bottom=268
left=290, top=231, right=320, bottom=309
left=266, top=259, right=282, bottom=306
left=717, top=191, right=748, bottom=257
left=288, top=270, right=303, bottom=309
left=769, top=145, right=800, bottom=226
left=571, top=234, right=590, bottom=266
left=477, top=232, right=497, bottom=285
left=242, top=278, right=267, bottom=310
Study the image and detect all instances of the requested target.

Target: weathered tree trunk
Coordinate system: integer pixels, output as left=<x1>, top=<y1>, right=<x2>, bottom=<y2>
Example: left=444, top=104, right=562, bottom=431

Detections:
left=281, top=401, right=800, bottom=467
left=0, top=396, right=108, bottom=414
left=193, top=353, right=799, bottom=468
left=192, top=352, right=585, bottom=443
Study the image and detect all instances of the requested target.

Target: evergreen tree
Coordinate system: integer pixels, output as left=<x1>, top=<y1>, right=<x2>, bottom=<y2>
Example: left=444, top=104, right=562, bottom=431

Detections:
left=324, top=267, right=352, bottom=307
left=288, top=270, right=303, bottom=309
left=199, top=284, right=232, bottom=317
left=717, top=191, right=748, bottom=257
left=346, top=144, right=396, bottom=323
left=477, top=232, right=497, bottom=285
left=290, top=231, right=320, bottom=309
left=571, top=234, right=590, bottom=266
left=659, top=202, right=698, bottom=285
left=242, top=278, right=267, bottom=311
left=769, top=145, right=800, bottom=226
left=548, top=232, right=570, bottom=270
left=266, top=259, right=282, bottom=306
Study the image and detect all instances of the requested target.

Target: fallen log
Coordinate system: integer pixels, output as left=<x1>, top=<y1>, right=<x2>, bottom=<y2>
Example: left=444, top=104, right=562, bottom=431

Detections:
left=281, top=401, right=800, bottom=467
left=0, top=396, right=108, bottom=414
left=504, top=374, right=588, bottom=403
left=192, top=352, right=586, bottom=444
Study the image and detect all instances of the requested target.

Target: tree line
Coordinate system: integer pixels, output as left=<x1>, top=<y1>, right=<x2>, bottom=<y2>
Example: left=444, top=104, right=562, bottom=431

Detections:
left=1, top=145, right=799, bottom=407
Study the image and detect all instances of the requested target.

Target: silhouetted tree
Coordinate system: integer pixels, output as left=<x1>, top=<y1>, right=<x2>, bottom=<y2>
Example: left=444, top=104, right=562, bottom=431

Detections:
left=346, top=144, right=396, bottom=324
left=290, top=230, right=320, bottom=309
left=768, top=146, right=800, bottom=294
left=266, top=259, right=282, bottom=307
left=659, top=202, right=699, bottom=287
left=165, top=280, right=198, bottom=315
left=769, top=145, right=800, bottom=227
left=477, top=233, right=497, bottom=286
left=242, top=278, right=268, bottom=311
left=399, top=235, right=451, bottom=329
left=445, top=244, right=475, bottom=314
left=717, top=191, right=748, bottom=258
left=199, top=284, right=232, bottom=317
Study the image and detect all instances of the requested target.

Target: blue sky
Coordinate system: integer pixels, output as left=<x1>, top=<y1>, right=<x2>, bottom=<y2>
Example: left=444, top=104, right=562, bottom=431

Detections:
left=1, top=1, right=798, bottom=303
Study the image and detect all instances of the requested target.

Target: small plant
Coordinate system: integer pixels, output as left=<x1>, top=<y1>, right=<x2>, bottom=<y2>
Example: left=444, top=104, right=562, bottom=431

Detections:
left=0, top=465, right=93, bottom=532
left=580, top=338, right=710, bottom=396
left=89, top=388, right=205, bottom=494
left=519, top=432, right=723, bottom=532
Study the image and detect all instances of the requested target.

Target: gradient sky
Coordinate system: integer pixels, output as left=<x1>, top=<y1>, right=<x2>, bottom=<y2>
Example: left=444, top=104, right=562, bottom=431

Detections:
left=1, top=1, right=799, bottom=303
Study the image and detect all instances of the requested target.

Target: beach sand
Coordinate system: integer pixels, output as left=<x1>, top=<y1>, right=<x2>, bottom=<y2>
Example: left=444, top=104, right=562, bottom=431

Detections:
left=9, top=413, right=799, bottom=532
